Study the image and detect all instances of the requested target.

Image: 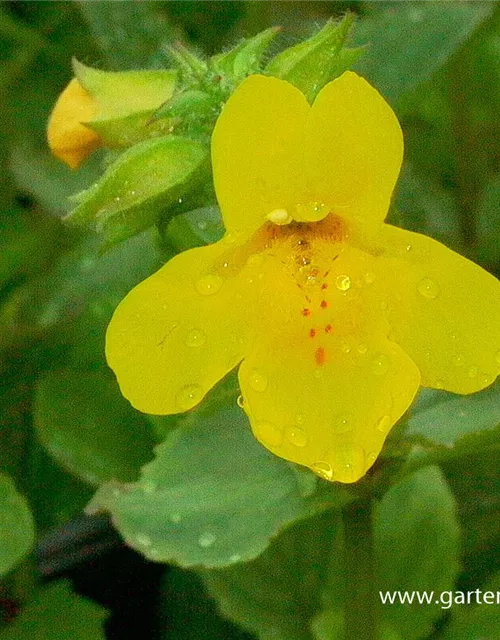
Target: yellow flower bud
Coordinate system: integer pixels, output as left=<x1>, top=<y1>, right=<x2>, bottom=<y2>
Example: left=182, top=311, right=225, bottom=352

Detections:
left=47, top=78, right=101, bottom=170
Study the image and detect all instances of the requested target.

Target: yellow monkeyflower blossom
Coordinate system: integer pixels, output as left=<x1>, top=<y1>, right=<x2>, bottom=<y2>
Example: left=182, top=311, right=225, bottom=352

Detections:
left=47, top=78, right=101, bottom=169
left=106, top=72, right=500, bottom=484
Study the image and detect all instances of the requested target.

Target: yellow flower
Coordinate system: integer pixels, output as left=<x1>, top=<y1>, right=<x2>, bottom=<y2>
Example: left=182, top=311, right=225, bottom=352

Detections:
left=106, top=72, right=500, bottom=484
left=47, top=78, right=101, bottom=169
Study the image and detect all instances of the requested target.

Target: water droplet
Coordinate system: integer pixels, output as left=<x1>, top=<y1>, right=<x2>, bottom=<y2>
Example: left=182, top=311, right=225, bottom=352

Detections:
left=254, top=421, right=283, bottom=447
left=340, top=341, right=351, bottom=354
left=312, top=461, right=334, bottom=481
left=417, top=277, right=440, bottom=299
left=453, top=354, right=465, bottom=367
left=136, top=534, right=152, bottom=547
left=468, top=366, right=478, bottom=378
left=480, top=373, right=493, bottom=386
left=496, top=350, right=500, bottom=364
left=332, top=444, right=366, bottom=484
left=249, top=369, right=267, bottom=392
left=195, top=274, right=223, bottom=296
left=367, top=451, right=378, bottom=466
left=285, top=426, right=308, bottom=447
left=295, top=201, right=328, bottom=222
left=170, top=513, right=182, bottom=524
left=333, top=414, right=353, bottom=434
left=357, top=343, right=368, bottom=355
left=372, top=353, right=390, bottom=375
left=406, top=244, right=413, bottom=252
left=364, top=272, right=375, bottom=285
left=376, top=414, right=392, bottom=434
left=435, top=379, right=444, bottom=389
left=185, top=328, right=206, bottom=347
left=237, top=395, right=245, bottom=408
left=246, top=253, right=264, bottom=267
left=296, top=414, right=304, bottom=424
left=267, top=208, right=292, bottom=225
left=336, top=274, right=351, bottom=291
left=176, top=384, right=202, bottom=410
left=198, top=532, right=217, bottom=548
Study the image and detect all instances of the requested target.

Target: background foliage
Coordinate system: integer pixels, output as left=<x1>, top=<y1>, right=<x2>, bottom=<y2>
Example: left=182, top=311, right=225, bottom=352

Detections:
left=1, top=1, right=500, bottom=639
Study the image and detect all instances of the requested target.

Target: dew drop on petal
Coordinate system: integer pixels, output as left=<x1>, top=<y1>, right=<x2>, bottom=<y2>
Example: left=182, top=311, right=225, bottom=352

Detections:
left=254, top=421, right=283, bottom=447
left=311, top=461, right=334, bottom=481
left=367, top=451, right=378, bottom=466
left=185, top=328, right=206, bottom=347
left=452, top=354, right=465, bottom=367
left=468, top=366, right=478, bottom=378
left=332, top=445, right=366, bottom=484
left=285, top=425, right=308, bottom=447
left=364, top=272, right=375, bottom=285
left=340, top=341, right=351, bottom=354
left=375, top=414, right=392, bottom=434
left=336, top=274, right=351, bottom=291
left=417, top=277, right=440, bottom=299
left=371, top=353, right=390, bottom=376
left=176, top=384, right=202, bottom=410
left=198, top=532, right=217, bottom=548
left=196, top=274, right=223, bottom=296
left=333, top=414, right=353, bottom=434
left=357, top=343, right=368, bottom=355
left=249, top=369, right=268, bottom=392
left=267, top=208, right=292, bottom=225
left=480, top=373, right=493, bottom=386
left=237, top=395, right=245, bottom=408
left=435, top=379, right=444, bottom=389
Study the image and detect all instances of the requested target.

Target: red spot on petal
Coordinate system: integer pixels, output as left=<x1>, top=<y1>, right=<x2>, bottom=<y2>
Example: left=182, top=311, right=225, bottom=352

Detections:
left=315, top=346, right=326, bottom=366
left=302, top=308, right=311, bottom=316
left=320, top=300, right=328, bottom=309
left=309, top=328, right=317, bottom=338
left=325, top=324, right=332, bottom=333
left=321, top=283, right=328, bottom=290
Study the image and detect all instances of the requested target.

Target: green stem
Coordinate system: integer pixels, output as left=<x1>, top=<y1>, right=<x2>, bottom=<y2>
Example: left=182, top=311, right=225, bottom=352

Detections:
left=343, top=497, right=377, bottom=640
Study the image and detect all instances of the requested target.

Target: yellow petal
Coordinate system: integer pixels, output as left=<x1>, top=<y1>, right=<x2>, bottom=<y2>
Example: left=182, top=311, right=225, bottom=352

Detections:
left=106, top=236, right=265, bottom=415
left=47, top=78, right=101, bottom=169
left=237, top=237, right=420, bottom=483
left=372, top=225, right=500, bottom=393
left=212, top=74, right=309, bottom=239
left=304, top=71, right=403, bottom=230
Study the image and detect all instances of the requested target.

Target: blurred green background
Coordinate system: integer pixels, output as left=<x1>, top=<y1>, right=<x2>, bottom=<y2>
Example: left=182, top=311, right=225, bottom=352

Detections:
left=2, top=2, right=500, bottom=639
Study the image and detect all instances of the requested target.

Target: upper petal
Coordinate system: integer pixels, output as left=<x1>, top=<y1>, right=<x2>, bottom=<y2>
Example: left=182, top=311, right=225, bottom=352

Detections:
left=304, top=71, right=403, bottom=229
left=212, top=75, right=309, bottom=239
left=237, top=237, right=420, bottom=483
left=106, top=236, right=258, bottom=414
left=371, top=225, right=500, bottom=393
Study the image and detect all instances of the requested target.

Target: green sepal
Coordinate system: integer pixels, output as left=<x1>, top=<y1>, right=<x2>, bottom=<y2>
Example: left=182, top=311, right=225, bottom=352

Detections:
left=210, top=26, right=281, bottom=84
left=65, top=136, right=209, bottom=248
left=150, top=89, right=218, bottom=141
left=166, top=41, right=207, bottom=82
left=72, top=59, right=177, bottom=148
left=265, top=14, right=362, bottom=103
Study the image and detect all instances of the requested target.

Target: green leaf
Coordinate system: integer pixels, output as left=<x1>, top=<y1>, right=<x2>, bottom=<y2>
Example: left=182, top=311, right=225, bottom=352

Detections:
left=211, top=27, right=280, bottom=83
left=89, top=377, right=351, bottom=569
left=266, top=15, right=360, bottom=103
left=375, top=466, right=460, bottom=640
left=67, top=136, right=208, bottom=247
left=76, top=1, right=175, bottom=70
left=33, top=369, right=155, bottom=487
left=406, top=383, right=500, bottom=461
left=0, top=472, right=34, bottom=578
left=0, top=580, right=107, bottom=640
left=476, top=172, right=500, bottom=267
left=165, top=206, right=224, bottom=251
left=441, top=572, right=500, bottom=640
left=354, top=2, right=494, bottom=102
left=312, top=610, right=403, bottom=640
left=202, top=511, right=342, bottom=640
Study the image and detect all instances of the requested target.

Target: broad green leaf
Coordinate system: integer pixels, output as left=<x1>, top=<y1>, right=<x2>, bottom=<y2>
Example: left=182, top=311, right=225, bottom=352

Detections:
left=0, top=580, right=107, bottom=640
left=165, top=205, right=224, bottom=251
left=202, top=511, right=342, bottom=640
left=0, top=472, right=34, bottom=578
left=266, top=15, right=360, bottom=103
left=67, top=136, right=208, bottom=247
left=476, top=172, right=500, bottom=266
left=90, top=377, right=351, bottom=569
left=76, top=0, right=175, bottom=70
left=375, top=466, right=460, bottom=640
left=354, top=2, right=493, bottom=102
left=34, top=369, right=155, bottom=487
left=406, top=382, right=500, bottom=459
left=441, top=572, right=500, bottom=640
